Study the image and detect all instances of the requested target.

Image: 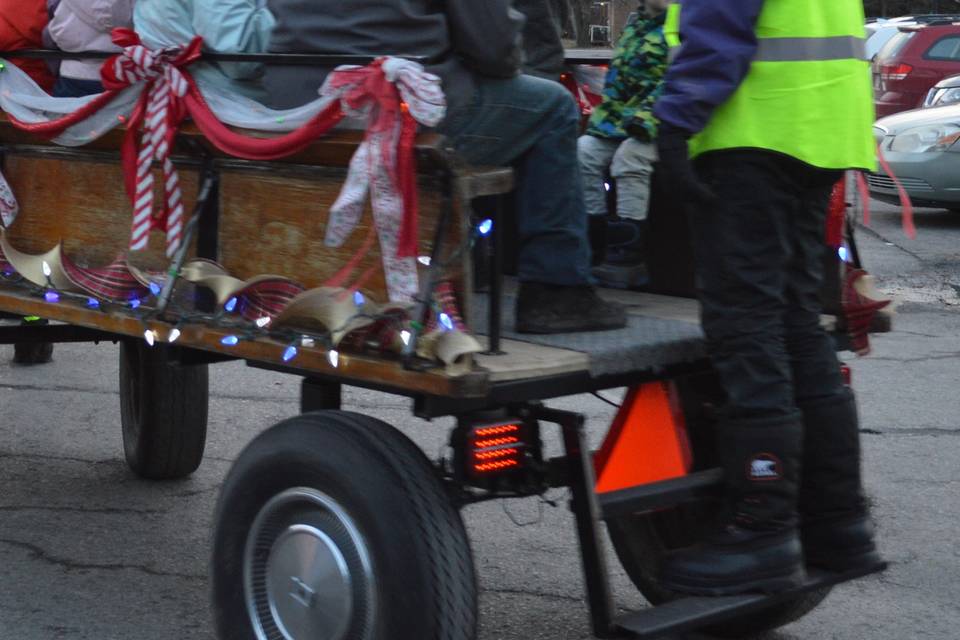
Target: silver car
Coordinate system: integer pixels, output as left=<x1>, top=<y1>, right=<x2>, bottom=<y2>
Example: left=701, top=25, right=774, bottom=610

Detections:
left=869, top=104, right=960, bottom=210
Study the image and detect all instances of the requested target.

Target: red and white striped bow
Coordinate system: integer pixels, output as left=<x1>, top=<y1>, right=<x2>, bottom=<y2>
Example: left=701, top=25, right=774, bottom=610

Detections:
left=102, top=30, right=203, bottom=257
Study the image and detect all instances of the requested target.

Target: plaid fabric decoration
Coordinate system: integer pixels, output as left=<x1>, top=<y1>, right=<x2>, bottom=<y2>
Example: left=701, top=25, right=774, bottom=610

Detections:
left=338, top=307, right=410, bottom=354
left=425, top=280, right=467, bottom=333
left=236, top=278, right=306, bottom=322
left=60, top=253, right=150, bottom=303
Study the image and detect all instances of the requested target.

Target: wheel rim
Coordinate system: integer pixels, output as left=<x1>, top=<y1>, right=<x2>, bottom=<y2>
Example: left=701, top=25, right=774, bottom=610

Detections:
left=244, top=488, right=376, bottom=640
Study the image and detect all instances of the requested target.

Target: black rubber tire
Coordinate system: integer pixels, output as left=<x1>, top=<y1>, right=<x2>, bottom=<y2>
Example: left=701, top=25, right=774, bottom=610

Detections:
left=13, top=340, right=53, bottom=364
left=606, top=371, right=831, bottom=638
left=118, top=339, right=208, bottom=479
left=211, top=411, right=477, bottom=640
left=608, top=504, right=830, bottom=637
left=12, top=317, right=53, bottom=364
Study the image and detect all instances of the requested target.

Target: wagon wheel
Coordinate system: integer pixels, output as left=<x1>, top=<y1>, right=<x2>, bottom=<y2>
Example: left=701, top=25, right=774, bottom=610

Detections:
left=605, top=372, right=831, bottom=637
left=211, top=411, right=477, bottom=640
left=12, top=316, right=53, bottom=364
left=607, top=504, right=831, bottom=637
left=119, top=339, right=208, bottom=479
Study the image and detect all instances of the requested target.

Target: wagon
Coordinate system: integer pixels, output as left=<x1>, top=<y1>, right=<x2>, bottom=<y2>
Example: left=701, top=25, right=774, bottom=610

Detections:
left=0, top=49, right=887, bottom=639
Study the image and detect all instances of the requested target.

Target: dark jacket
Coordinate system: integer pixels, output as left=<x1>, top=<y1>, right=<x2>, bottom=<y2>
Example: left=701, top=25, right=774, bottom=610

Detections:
left=653, top=0, right=763, bottom=135
left=514, top=0, right=566, bottom=80
left=264, top=0, right=524, bottom=112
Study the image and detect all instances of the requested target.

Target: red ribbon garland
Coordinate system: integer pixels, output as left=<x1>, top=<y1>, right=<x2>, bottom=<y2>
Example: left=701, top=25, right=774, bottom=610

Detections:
left=5, top=41, right=421, bottom=258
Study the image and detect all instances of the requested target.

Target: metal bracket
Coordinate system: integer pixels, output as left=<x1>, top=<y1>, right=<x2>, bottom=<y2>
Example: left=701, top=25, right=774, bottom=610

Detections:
left=534, top=406, right=618, bottom=638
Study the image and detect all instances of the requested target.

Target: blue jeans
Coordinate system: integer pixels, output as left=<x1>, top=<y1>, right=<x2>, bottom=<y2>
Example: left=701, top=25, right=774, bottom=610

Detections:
left=437, top=74, right=591, bottom=286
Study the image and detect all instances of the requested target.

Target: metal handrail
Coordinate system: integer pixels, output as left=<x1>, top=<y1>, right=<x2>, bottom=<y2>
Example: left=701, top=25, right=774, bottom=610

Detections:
left=0, top=49, right=426, bottom=66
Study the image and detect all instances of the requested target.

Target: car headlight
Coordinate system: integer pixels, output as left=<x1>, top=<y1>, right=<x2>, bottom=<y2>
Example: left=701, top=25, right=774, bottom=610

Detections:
left=928, top=87, right=960, bottom=108
left=887, top=123, right=960, bottom=153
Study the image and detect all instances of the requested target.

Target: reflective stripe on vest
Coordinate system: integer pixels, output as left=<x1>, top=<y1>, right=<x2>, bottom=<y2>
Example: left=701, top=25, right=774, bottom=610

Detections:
left=754, top=36, right=867, bottom=63
left=679, top=1, right=876, bottom=171
left=664, top=2, right=681, bottom=62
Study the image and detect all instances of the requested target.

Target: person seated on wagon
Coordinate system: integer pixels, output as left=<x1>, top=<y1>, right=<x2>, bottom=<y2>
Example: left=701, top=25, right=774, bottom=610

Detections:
left=133, top=0, right=275, bottom=102
left=264, top=0, right=627, bottom=334
left=577, top=0, right=670, bottom=290
left=0, top=0, right=57, bottom=93
left=48, top=0, right=135, bottom=97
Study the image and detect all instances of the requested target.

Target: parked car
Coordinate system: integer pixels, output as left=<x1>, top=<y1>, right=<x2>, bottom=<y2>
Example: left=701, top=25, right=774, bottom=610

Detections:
left=869, top=104, right=960, bottom=209
left=867, top=22, right=917, bottom=60
left=924, top=73, right=960, bottom=107
left=873, top=20, right=960, bottom=117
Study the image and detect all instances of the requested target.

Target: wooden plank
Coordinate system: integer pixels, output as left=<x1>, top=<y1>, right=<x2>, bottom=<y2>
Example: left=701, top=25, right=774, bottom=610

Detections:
left=0, top=286, right=489, bottom=398
left=473, top=338, right=589, bottom=382
left=2, top=155, right=197, bottom=271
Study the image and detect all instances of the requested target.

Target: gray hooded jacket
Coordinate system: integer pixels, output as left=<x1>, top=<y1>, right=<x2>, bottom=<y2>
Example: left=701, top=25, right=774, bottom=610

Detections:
left=265, top=0, right=524, bottom=113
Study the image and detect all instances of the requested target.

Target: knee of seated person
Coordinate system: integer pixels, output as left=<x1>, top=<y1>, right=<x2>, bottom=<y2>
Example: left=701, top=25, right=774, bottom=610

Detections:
left=531, top=75, right=579, bottom=124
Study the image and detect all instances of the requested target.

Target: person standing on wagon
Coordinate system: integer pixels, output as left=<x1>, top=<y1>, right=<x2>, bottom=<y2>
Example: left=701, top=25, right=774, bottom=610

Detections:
left=652, top=0, right=883, bottom=595
left=577, top=0, right=670, bottom=290
left=265, top=0, right=627, bottom=334
left=47, top=0, right=134, bottom=97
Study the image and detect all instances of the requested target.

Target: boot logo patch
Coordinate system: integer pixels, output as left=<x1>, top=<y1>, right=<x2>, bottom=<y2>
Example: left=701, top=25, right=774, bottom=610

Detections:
left=748, top=454, right=782, bottom=481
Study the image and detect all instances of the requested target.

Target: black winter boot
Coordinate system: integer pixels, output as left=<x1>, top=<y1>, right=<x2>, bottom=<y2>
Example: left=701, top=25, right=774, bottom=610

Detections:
left=661, top=414, right=806, bottom=595
left=592, top=218, right=649, bottom=290
left=799, top=390, right=883, bottom=572
left=588, top=215, right=608, bottom=266
left=515, top=282, right=627, bottom=334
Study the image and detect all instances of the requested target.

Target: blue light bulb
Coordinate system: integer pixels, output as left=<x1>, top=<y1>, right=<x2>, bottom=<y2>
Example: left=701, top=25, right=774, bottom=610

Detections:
left=478, top=219, right=494, bottom=236
left=86, top=298, right=100, bottom=309
left=838, top=246, right=849, bottom=262
left=225, top=297, right=238, bottom=313
left=353, top=291, right=365, bottom=306
left=129, top=297, right=141, bottom=309
left=44, top=290, right=59, bottom=303
left=221, top=335, right=239, bottom=346
left=282, top=345, right=298, bottom=362
left=148, top=282, right=162, bottom=296
left=439, top=312, right=454, bottom=331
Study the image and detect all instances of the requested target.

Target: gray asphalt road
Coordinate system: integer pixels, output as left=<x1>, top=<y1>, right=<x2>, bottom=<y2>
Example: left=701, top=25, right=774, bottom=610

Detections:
left=1, top=201, right=958, bottom=639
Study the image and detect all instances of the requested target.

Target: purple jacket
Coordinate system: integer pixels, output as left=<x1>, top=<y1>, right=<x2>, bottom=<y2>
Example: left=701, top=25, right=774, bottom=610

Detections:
left=653, top=0, right=764, bottom=135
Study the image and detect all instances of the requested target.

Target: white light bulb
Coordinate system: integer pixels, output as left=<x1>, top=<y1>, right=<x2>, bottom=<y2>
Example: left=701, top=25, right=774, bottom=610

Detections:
left=256, top=316, right=272, bottom=328
left=400, top=330, right=412, bottom=346
left=167, top=328, right=181, bottom=343
left=143, top=329, right=156, bottom=347
left=41, top=261, right=52, bottom=277
left=327, top=349, right=340, bottom=368
left=417, top=256, right=431, bottom=266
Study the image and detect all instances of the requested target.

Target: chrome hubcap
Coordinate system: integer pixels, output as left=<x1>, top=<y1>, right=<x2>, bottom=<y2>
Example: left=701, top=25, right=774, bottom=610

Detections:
left=244, top=488, right=375, bottom=640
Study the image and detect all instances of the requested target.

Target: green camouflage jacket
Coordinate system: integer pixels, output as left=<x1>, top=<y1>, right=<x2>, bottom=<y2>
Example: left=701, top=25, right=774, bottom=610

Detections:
left=585, top=10, right=667, bottom=142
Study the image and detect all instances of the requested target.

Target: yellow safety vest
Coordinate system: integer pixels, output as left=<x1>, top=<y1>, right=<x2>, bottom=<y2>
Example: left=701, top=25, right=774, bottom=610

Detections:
left=665, top=1, right=875, bottom=171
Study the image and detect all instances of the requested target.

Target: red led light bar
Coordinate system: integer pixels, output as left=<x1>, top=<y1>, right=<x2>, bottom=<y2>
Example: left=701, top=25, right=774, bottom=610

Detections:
left=469, top=422, right=525, bottom=476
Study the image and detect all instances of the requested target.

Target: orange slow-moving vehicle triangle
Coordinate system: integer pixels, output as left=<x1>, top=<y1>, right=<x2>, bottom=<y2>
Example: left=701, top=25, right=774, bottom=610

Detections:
left=594, top=382, right=692, bottom=495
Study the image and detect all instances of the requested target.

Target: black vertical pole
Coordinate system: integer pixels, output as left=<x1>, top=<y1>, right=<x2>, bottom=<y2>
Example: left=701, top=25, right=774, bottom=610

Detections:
left=486, top=196, right=504, bottom=354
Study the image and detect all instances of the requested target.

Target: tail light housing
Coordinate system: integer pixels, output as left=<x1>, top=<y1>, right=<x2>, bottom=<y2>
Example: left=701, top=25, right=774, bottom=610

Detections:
left=452, top=415, right=541, bottom=489
left=881, top=62, right=913, bottom=82
left=468, top=423, right=525, bottom=475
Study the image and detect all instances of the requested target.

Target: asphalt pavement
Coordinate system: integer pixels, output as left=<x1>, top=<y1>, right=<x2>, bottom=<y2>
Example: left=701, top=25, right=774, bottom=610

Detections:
left=0, top=200, right=958, bottom=639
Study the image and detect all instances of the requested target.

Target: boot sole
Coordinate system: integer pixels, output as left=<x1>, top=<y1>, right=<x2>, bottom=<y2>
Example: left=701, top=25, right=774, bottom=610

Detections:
left=806, top=547, right=884, bottom=573
left=661, top=566, right=807, bottom=597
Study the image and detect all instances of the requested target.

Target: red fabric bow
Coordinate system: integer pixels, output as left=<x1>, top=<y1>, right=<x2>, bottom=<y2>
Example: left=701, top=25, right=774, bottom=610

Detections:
left=101, top=29, right=203, bottom=257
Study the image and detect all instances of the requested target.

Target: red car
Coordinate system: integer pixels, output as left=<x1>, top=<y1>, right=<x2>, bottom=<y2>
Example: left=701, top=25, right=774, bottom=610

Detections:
left=874, top=21, right=960, bottom=118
